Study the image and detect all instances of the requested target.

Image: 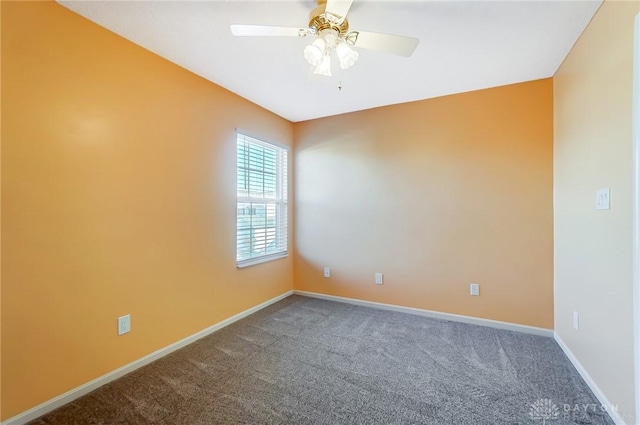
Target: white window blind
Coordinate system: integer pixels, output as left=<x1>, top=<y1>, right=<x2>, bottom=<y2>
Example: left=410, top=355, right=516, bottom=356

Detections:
left=236, top=133, right=288, bottom=267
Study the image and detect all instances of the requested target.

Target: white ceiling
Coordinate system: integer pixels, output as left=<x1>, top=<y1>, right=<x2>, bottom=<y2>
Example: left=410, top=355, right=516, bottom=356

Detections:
left=58, top=0, right=601, bottom=122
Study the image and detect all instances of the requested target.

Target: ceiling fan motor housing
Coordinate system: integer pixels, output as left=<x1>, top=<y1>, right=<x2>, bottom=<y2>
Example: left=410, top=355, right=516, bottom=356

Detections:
left=308, top=2, right=349, bottom=36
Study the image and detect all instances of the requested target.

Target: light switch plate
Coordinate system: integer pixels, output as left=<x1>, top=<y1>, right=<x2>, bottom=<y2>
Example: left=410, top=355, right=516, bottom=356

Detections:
left=596, top=188, right=610, bottom=210
left=375, top=273, right=383, bottom=285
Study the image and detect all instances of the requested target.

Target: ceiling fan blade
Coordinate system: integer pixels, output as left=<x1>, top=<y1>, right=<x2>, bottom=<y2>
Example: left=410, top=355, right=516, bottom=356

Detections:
left=230, top=25, right=309, bottom=37
left=324, top=0, right=354, bottom=24
left=350, top=31, right=419, bottom=57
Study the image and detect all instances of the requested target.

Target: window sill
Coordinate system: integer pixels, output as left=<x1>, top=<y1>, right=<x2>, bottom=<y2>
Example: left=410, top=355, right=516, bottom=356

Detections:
left=237, top=253, right=288, bottom=269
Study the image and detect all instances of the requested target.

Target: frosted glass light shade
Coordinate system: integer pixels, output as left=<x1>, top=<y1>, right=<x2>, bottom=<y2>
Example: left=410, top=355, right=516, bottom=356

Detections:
left=313, top=54, right=332, bottom=76
left=304, top=38, right=326, bottom=66
left=335, top=42, right=359, bottom=70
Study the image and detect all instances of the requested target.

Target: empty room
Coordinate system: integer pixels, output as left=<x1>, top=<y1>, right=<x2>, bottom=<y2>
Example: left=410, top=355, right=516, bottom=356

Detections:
left=2, top=0, right=639, bottom=424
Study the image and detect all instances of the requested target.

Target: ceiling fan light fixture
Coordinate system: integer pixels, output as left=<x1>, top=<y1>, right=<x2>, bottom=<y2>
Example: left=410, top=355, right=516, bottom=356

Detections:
left=335, top=41, right=358, bottom=70
left=231, top=1, right=420, bottom=78
left=313, top=53, right=332, bottom=76
left=304, top=38, right=326, bottom=66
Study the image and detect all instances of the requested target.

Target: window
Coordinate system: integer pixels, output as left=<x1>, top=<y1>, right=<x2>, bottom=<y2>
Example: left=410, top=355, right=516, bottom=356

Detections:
left=236, top=133, right=288, bottom=267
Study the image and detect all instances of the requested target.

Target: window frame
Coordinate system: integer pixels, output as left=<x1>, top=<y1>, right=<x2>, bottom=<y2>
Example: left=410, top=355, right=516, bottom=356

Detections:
left=235, top=132, right=288, bottom=268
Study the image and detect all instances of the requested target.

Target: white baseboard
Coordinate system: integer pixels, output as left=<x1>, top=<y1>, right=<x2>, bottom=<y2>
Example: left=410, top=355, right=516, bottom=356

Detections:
left=554, top=332, right=627, bottom=425
left=1, top=290, right=294, bottom=425
left=293, top=290, right=553, bottom=337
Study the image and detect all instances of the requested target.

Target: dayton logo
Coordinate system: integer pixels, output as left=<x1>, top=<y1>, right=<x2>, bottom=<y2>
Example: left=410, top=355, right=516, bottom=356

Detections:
left=529, top=398, right=560, bottom=424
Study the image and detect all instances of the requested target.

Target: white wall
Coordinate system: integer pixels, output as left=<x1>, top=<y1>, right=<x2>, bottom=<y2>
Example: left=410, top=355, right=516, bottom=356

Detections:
left=554, top=1, right=640, bottom=423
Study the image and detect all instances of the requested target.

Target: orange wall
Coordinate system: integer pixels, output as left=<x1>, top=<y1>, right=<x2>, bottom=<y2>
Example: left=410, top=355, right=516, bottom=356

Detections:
left=1, top=1, right=293, bottom=419
left=294, top=79, right=554, bottom=329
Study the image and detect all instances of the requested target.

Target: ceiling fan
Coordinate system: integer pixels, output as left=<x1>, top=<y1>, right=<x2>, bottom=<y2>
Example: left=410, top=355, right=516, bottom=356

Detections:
left=230, top=0, right=420, bottom=77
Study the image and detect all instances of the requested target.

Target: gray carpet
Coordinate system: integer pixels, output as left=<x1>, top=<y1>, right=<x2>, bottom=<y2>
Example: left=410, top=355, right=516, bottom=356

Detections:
left=29, top=295, right=613, bottom=424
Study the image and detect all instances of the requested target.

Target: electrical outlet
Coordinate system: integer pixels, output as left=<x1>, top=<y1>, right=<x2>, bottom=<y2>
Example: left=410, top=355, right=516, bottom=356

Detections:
left=118, top=314, right=131, bottom=336
left=323, top=267, right=331, bottom=278
left=375, top=273, right=383, bottom=285
left=573, top=311, right=579, bottom=331
left=470, top=283, right=480, bottom=296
